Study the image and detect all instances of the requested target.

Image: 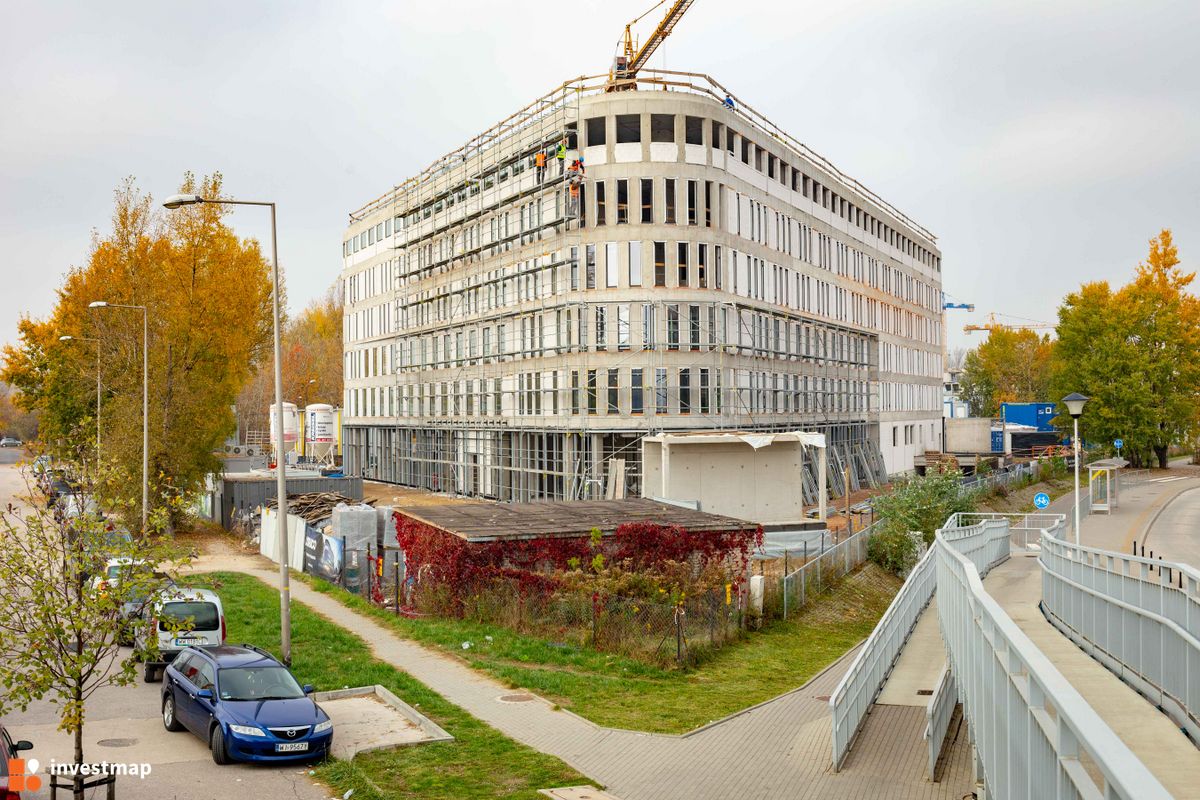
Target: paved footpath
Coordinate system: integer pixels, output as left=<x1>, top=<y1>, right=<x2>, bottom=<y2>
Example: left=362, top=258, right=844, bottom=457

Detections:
left=190, top=551, right=973, bottom=800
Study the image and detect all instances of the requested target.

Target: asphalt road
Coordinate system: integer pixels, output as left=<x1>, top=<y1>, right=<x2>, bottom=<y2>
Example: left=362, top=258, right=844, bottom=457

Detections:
left=1142, top=483, right=1200, bottom=568
left=0, top=461, right=333, bottom=800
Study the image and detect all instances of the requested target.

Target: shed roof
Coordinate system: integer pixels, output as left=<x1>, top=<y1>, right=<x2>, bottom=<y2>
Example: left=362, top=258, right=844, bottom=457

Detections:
left=395, top=498, right=757, bottom=542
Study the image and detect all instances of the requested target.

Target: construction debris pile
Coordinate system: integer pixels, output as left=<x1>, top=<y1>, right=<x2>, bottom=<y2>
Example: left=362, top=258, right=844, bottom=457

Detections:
left=265, top=492, right=375, bottom=525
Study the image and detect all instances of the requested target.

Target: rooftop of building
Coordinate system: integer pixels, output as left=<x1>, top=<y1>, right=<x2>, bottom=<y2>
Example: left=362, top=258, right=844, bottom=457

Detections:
left=394, top=497, right=759, bottom=542
left=348, top=69, right=936, bottom=244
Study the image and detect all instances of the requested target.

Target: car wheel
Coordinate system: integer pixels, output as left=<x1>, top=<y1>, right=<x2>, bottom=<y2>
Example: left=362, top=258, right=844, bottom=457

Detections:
left=143, top=663, right=159, bottom=683
left=210, top=725, right=231, bottom=765
left=162, top=694, right=184, bottom=732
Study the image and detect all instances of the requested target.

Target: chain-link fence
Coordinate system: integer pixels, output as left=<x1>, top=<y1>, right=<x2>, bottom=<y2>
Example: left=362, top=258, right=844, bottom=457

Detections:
left=767, top=521, right=878, bottom=620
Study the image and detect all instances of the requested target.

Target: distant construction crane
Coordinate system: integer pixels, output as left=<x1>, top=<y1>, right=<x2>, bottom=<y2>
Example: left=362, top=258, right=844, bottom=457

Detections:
left=963, top=312, right=1055, bottom=335
left=610, top=0, right=697, bottom=89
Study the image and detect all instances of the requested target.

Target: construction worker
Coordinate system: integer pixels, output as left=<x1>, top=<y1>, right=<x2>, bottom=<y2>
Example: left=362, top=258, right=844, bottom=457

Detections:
left=724, top=93, right=736, bottom=110
left=568, top=181, right=580, bottom=217
left=534, top=149, right=547, bottom=182
left=556, top=139, right=567, bottom=174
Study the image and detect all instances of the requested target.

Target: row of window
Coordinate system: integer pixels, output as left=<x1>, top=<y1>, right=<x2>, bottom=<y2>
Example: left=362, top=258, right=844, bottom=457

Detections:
left=581, top=111, right=940, bottom=271
left=344, top=367, right=875, bottom=420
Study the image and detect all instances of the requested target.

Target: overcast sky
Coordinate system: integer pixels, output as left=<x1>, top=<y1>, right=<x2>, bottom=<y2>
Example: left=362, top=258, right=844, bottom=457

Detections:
left=2, top=0, right=1197, bottom=355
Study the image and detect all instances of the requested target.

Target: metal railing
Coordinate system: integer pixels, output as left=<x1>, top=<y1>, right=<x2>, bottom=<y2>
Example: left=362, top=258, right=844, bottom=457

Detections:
left=1040, top=530, right=1200, bottom=742
left=955, top=511, right=1066, bottom=552
left=937, top=518, right=1171, bottom=799
left=923, top=665, right=956, bottom=780
left=829, top=542, right=936, bottom=770
left=779, top=521, right=877, bottom=620
left=829, top=517, right=1009, bottom=771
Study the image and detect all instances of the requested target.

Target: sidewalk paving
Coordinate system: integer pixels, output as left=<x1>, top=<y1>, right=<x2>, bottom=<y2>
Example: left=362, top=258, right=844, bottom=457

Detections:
left=188, top=551, right=974, bottom=800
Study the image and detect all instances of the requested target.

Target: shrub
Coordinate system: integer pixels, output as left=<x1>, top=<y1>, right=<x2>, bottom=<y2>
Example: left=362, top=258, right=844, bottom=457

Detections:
left=871, top=469, right=976, bottom=548
left=867, top=526, right=920, bottom=576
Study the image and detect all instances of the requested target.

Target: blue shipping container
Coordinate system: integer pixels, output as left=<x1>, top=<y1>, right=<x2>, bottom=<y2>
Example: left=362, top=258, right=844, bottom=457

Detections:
left=1001, top=402, right=1058, bottom=432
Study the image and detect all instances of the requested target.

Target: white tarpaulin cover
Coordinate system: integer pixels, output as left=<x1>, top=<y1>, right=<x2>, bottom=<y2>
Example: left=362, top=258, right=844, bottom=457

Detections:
left=642, top=430, right=826, bottom=450
left=752, top=529, right=832, bottom=560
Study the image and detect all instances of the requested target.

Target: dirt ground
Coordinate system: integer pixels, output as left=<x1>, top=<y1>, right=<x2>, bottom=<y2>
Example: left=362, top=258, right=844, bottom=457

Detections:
left=361, top=480, right=481, bottom=510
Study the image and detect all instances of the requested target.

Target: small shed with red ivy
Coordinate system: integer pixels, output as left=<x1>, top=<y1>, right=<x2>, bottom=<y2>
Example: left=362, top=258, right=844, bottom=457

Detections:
left=393, top=498, right=763, bottom=596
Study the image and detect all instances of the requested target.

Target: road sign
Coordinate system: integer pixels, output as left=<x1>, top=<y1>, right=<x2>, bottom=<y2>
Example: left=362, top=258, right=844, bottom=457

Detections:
left=1034, top=492, right=1050, bottom=509
left=1114, top=438, right=1123, bottom=450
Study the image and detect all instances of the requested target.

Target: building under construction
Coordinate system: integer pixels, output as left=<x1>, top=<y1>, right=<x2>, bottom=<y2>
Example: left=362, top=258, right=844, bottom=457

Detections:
left=339, top=11, right=944, bottom=503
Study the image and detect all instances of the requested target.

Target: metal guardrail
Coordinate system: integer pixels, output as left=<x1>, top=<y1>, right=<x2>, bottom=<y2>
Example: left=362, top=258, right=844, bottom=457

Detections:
left=1040, top=531, right=1200, bottom=742
left=923, top=665, right=956, bottom=780
left=829, top=518, right=1009, bottom=771
left=955, top=511, right=1065, bottom=552
left=938, top=517, right=1171, bottom=800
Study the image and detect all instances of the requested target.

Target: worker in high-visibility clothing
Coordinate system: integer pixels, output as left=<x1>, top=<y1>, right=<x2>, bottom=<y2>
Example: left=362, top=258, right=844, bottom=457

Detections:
left=555, top=140, right=567, bottom=174
left=535, top=150, right=547, bottom=182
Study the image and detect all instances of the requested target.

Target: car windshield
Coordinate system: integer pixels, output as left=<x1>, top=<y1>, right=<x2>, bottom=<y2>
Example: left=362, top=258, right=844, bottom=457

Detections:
left=218, top=666, right=305, bottom=701
left=158, top=601, right=218, bottom=631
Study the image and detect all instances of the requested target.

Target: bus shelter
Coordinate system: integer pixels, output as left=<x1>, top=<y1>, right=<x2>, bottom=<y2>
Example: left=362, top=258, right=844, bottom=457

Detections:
left=1088, top=457, right=1128, bottom=514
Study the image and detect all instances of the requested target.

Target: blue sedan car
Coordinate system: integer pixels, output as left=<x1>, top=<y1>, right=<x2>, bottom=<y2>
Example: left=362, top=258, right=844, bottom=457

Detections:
left=161, top=644, right=333, bottom=764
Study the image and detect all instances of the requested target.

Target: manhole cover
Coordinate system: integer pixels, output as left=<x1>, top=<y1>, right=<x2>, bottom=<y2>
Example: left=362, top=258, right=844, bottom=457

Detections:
left=499, top=693, right=536, bottom=703
left=97, top=738, right=137, bottom=748
left=916, top=689, right=934, bottom=696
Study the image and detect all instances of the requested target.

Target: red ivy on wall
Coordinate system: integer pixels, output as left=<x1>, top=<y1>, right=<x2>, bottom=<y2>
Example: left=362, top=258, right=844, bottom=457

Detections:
left=394, top=513, right=763, bottom=607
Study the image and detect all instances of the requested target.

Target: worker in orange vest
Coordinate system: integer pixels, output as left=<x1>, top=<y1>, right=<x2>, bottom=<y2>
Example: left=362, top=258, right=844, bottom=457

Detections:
left=534, top=150, right=547, bottom=182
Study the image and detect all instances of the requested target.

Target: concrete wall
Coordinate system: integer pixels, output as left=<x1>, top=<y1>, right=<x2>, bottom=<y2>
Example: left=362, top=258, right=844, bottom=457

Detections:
left=945, top=417, right=993, bottom=454
left=642, top=440, right=803, bottom=525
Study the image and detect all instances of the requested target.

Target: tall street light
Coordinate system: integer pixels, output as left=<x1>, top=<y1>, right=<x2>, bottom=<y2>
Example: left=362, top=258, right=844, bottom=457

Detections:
left=58, top=335, right=102, bottom=460
left=1062, top=392, right=1089, bottom=544
left=163, top=192, right=291, bottom=665
left=88, top=301, right=148, bottom=534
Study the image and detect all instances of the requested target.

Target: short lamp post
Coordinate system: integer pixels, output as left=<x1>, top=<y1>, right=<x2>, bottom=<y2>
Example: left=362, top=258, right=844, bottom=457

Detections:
left=58, top=335, right=102, bottom=461
left=162, top=192, right=291, bottom=665
left=1062, top=392, right=1089, bottom=544
left=87, top=301, right=149, bottom=535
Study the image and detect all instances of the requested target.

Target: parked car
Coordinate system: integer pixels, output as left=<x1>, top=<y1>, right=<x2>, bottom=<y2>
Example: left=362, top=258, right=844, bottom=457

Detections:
left=0, top=437, right=21, bottom=448
left=93, top=558, right=176, bottom=644
left=1, top=720, right=34, bottom=799
left=161, top=644, right=332, bottom=764
left=137, top=588, right=226, bottom=682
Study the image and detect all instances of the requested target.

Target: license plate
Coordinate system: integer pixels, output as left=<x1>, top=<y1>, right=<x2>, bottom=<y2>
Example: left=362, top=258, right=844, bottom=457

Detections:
left=174, top=637, right=199, bottom=647
left=275, top=742, right=308, bottom=753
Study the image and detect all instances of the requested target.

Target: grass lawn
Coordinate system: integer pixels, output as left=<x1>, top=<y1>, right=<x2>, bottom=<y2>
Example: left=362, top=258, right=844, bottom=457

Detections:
left=189, top=572, right=592, bottom=800
left=297, top=564, right=901, bottom=734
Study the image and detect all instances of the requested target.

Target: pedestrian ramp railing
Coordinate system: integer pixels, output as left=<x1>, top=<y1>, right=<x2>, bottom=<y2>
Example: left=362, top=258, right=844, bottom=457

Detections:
left=923, top=664, right=956, bottom=780
left=939, top=517, right=1172, bottom=800
left=955, top=511, right=1065, bottom=553
left=828, top=516, right=1010, bottom=771
left=1040, top=529, right=1200, bottom=743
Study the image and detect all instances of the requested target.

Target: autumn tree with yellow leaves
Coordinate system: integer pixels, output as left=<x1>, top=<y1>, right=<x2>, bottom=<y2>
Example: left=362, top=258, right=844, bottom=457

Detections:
left=1051, top=230, right=1200, bottom=468
left=2, top=173, right=273, bottom=529
left=958, top=327, right=1054, bottom=417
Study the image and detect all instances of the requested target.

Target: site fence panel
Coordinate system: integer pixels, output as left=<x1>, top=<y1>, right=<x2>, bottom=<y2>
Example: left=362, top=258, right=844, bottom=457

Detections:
left=937, top=522, right=1170, bottom=800
left=779, top=521, right=877, bottom=620
left=1040, top=529, right=1200, bottom=742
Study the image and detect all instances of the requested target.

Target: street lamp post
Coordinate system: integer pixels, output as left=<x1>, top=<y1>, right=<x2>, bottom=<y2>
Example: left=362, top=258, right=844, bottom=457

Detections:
left=163, top=193, right=291, bottom=665
left=1062, top=393, right=1089, bottom=544
left=58, top=335, right=101, bottom=460
left=88, top=301, right=148, bottom=534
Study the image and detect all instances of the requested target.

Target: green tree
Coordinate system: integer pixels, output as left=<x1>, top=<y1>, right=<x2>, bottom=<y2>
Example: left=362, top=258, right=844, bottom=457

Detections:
left=868, top=469, right=976, bottom=575
left=2, top=173, right=274, bottom=529
left=1051, top=230, right=1200, bottom=468
left=0, top=463, right=188, bottom=799
left=959, top=328, right=1054, bottom=417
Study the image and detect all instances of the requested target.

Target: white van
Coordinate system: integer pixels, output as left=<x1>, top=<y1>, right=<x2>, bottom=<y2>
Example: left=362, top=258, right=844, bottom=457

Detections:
left=138, top=588, right=226, bottom=682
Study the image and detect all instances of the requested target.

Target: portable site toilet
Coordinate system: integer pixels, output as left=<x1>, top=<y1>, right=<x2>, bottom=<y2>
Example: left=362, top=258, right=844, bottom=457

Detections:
left=1088, top=457, right=1129, bottom=514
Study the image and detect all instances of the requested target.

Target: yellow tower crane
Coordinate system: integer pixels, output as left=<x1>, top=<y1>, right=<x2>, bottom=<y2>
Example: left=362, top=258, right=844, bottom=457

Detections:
left=963, top=312, right=1055, bottom=335
left=609, top=0, right=697, bottom=90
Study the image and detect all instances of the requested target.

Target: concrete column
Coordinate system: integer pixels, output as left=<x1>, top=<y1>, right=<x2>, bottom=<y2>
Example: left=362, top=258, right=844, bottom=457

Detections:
left=660, top=441, right=672, bottom=498
left=818, top=445, right=828, bottom=522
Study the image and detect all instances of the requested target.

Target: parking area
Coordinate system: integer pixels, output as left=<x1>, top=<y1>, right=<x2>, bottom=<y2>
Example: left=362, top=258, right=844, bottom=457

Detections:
left=0, top=461, right=332, bottom=800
